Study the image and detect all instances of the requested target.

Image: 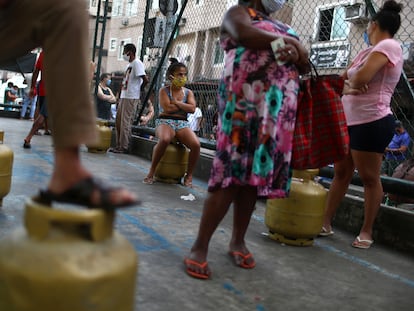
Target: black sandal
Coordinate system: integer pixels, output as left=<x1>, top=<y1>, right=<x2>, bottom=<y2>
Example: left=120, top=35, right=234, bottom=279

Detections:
left=37, top=177, right=140, bottom=210
left=23, top=140, right=31, bottom=149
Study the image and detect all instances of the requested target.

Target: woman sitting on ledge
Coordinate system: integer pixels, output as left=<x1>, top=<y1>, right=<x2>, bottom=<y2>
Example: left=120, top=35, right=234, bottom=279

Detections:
left=143, top=60, right=200, bottom=187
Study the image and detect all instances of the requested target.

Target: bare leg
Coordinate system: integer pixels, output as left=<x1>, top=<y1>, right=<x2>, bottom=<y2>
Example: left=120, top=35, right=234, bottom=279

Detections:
left=352, top=150, right=384, bottom=242
left=322, top=152, right=354, bottom=232
left=229, top=185, right=257, bottom=267
left=186, top=187, right=237, bottom=276
left=176, top=128, right=200, bottom=185
left=145, top=124, right=174, bottom=179
left=24, top=114, right=45, bottom=144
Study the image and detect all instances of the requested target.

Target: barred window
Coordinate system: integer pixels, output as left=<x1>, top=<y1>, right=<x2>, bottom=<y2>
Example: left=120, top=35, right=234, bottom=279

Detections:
left=213, top=40, right=224, bottom=65
left=318, top=5, right=350, bottom=42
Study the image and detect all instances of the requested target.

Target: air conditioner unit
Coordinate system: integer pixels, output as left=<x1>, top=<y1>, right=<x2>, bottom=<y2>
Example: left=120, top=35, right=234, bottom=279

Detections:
left=121, top=18, right=129, bottom=26
left=344, top=3, right=369, bottom=25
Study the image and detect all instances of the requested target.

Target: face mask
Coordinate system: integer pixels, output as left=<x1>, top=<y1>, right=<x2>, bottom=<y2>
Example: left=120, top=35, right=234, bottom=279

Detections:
left=106, top=79, right=111, bottom=86
left=261, top=0, right=286, bottom=14
left=172, top=76, right=187, bottom=88
left=363, top=31, right=371, bottom=46
left=122, top=53, right=130, bottom=62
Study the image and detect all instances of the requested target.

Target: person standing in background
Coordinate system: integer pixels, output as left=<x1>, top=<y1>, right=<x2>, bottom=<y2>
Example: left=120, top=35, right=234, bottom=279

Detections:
left=20, top=83, right=36, bottom=120
left=96, top=73, right=116, bottom=120
left=320, top=1, right=404, bottom=249
left=111, top=43, right=148, bottom=154
left=29, top=51, right=50, bottom=135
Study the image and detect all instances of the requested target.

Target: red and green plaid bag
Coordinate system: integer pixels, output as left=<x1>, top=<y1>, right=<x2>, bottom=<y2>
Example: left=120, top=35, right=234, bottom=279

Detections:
left=291, top=65, right=349, bottom=169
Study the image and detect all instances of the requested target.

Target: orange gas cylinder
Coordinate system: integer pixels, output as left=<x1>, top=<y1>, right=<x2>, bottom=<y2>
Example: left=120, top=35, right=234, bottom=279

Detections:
left=0, top=130, right=14, bottom=207
left=0, top=199, right=138, bottom=311
left=154, top=139, right=189, bottom=184
left=265, top=169, right=326, bottom=246
left=87, top=124, right=112, bottom=153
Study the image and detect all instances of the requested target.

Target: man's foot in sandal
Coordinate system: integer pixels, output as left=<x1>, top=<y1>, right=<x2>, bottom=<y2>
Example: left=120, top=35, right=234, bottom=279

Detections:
left=184, top=258, right=211, bottom=280
left=37, top=177, right=139, bottom=210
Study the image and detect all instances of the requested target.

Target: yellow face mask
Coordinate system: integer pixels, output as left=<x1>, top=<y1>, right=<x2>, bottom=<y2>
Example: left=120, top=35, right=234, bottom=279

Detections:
left=172, top=76, right=187, bottom=87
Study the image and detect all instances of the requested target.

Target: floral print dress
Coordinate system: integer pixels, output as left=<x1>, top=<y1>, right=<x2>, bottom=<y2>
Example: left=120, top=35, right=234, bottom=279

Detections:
left=207, top=8, right=300, bottom=199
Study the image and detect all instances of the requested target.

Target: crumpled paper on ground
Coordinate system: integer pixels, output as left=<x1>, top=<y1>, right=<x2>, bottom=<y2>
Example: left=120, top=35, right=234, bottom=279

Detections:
left=180, top=193, right=196, bottom=201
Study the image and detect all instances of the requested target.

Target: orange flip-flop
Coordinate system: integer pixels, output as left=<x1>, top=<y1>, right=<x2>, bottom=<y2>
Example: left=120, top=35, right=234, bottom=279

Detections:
left=228, top=251, right=256, bottom=269
left=184, top=258, right=211, bottom=280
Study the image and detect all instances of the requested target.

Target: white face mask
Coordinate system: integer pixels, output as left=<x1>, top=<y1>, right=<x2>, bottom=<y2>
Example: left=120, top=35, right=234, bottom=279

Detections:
left=261, top=0, right=286, bottom=14
left=122, top=54, right=130, bottom=62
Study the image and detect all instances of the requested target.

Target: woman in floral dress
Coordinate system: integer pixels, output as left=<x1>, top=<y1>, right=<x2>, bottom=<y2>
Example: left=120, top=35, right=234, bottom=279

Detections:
left=185, top=0, right=309, bottom=279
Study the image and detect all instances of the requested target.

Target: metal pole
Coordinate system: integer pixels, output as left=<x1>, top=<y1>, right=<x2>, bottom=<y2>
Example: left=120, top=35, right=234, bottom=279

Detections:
left=92, top=0, right=102, bottom=62
left=140, top=0, right=152, bottom=62
left=94, top=0, right=110, bottom=97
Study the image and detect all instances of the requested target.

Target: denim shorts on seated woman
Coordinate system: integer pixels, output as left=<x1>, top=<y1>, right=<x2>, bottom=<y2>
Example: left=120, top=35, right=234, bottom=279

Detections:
left=348, top=114, right=394, bottom=153
left=156, top=118, right=189, bottom=131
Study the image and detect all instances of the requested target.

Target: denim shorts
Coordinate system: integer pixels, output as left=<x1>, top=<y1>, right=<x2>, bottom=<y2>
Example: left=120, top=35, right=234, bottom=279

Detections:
left=348, top=114, right=394, bottom=153
left=156, top=118, right=189, bottom=131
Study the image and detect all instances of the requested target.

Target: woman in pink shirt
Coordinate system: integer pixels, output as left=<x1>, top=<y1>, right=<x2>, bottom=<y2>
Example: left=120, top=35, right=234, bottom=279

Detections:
left=321, top=0, right=403, bottom=249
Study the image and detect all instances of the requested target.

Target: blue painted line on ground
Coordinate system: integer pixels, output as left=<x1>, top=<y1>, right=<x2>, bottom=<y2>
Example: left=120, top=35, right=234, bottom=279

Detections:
left=118, top=211, right=182, bottom=255
left=222, top=282, right=266, bottom=311
left=253, top=211, right=414, bottom=289
left=314, top=241, right=414, bottom=289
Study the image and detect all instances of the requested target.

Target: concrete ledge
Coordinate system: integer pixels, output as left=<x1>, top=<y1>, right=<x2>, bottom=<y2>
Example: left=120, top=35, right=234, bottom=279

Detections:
left=129, top=134, right=414, bottom=255
left=332, top=193, right=414, bottom=255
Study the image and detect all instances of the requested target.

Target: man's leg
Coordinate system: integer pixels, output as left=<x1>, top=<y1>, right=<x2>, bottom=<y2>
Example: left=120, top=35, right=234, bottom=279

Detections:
left=0, top=0, right=137, bottom=207
left=118, top=99, right=138, bottom=151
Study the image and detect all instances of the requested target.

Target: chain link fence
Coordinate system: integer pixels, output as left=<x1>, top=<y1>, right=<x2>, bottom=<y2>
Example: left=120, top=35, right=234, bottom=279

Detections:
left=136, top=0, right=414, bottom=165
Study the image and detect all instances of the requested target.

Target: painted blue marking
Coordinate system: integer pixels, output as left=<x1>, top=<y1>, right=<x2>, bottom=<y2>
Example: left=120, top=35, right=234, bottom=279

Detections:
left=223, top=282, right=266, bottom=310
left=118, top=212, right=182, bottom=255
left=223, top=282, right=243, bottom=296
left=314, top=241, right=414, bottom=288
left=254, top=212, right=414, bottom=289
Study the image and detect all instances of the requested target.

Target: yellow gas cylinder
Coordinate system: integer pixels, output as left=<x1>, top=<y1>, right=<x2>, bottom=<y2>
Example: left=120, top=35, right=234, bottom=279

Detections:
left=96, top=118, right=108, bottom=127
left=87, top=124, right=112, bottom=153
left=154, top=139, right=189, bottom=184
left=265, top=169, right=327, bottom=246
left=0, top=199, right=138, bottom=311
left=0, top=130, right=14, bottom=207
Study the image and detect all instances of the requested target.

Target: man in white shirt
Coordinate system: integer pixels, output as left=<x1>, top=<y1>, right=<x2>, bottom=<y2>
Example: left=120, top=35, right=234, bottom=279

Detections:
left=112, top=43, right=148, bottom=153
left=187, top=106, right=203, bottom=137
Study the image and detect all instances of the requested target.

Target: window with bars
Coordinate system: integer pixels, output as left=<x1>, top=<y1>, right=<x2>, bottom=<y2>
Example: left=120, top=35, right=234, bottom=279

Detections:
left=317, top=5, right=350, bottom=42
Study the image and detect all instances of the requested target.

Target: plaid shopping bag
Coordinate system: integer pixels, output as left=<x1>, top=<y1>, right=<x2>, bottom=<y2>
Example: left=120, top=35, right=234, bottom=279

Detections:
left=291, top=65, right=349, bottom=169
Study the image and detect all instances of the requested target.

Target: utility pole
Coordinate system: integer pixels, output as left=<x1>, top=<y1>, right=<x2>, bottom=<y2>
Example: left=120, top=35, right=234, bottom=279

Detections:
left=92, top=0, right=112, bottom=96
left=157, top=0, right=178, bottom=89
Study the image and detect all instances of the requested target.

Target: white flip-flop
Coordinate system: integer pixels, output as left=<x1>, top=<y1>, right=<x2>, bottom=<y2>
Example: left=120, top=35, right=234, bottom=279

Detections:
left=318, top=226, right=334, bottom=237
left=352, top=236, right=374, bottom=249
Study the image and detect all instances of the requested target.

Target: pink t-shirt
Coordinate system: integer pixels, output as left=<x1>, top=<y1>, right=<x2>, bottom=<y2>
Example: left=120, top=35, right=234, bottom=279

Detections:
left=342, top=39, right=403, bottom=126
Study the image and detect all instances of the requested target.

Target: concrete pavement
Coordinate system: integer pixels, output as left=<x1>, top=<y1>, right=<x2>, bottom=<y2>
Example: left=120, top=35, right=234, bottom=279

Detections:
left=0, top=117, right=413, bottom=311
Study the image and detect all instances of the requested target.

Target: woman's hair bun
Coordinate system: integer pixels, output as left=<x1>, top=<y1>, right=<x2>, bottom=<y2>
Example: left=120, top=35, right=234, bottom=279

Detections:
left=169, top=57, right=179, bottom=64
left=382, top=0, right=403, bottom=14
